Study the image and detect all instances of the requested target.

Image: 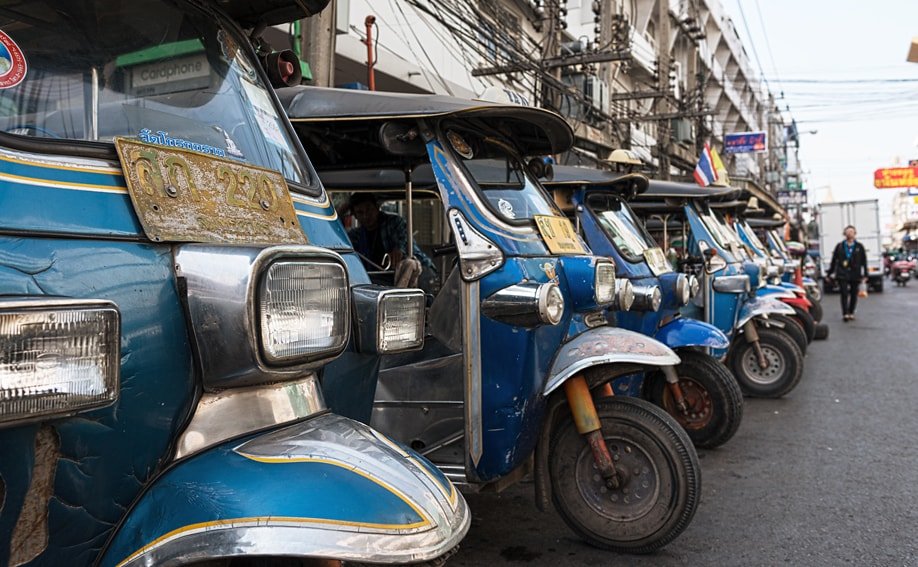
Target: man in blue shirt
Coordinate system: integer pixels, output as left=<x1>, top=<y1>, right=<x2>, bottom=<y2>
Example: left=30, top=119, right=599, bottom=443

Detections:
left=826, top=225, right=868, bottom=322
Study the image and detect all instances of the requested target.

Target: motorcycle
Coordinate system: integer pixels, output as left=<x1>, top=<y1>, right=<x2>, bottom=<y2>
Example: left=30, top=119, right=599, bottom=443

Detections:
left=630, top=182, right=806, bottom=398
left=283, top=86, right=702, bottom=554
left=0, top=3, right=469, bottom=565
left=892, top=257, right=913, bottom=286
left=545, top=166, right=744, bottom=449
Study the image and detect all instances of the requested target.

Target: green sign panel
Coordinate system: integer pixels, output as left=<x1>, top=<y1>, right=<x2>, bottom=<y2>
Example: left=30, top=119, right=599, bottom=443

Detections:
left=786, top=180, right=803, bottom=190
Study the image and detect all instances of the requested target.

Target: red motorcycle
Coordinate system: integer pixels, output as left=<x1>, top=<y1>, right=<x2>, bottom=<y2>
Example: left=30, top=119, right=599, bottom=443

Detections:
left=891, top=257, right=914, bottom=287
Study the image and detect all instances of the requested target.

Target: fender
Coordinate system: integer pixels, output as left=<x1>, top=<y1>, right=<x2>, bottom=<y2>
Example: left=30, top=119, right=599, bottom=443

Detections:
left=101, top=413, right=469, bottom=567
left=757, top=284, right=796, bottom=300
left=736, top=296, right=795, bottom=329
left=544, top=326, right=680, bottom=395
left=655, top=316, right=730, bottom=350
left=780, top=295, right=812, bottom=310
left=779, top=282, right=807, bottom=295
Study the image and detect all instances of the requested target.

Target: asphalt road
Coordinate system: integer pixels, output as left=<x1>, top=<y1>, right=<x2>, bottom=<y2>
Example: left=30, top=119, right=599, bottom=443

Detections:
left=452, top=282, right=918, bottom=567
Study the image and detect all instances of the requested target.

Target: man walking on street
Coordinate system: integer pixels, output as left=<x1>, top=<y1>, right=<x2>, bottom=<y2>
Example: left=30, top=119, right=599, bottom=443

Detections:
left=826, top=225, right=868, bottom=321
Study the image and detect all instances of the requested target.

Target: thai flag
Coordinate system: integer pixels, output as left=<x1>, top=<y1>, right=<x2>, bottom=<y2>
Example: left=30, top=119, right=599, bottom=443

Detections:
left=693, top=143, right=719, bottom=187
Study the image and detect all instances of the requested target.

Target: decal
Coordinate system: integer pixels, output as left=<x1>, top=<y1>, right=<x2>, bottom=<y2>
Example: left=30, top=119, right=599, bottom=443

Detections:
left=497, top=198, right=515, bottom=219
left=540, top=261, right=557, bottom=281
left=138, top=129, right=226, bottom=158
left=0, top=30, right=27, bottom=89
left=446, top=130, right=473, bottom=159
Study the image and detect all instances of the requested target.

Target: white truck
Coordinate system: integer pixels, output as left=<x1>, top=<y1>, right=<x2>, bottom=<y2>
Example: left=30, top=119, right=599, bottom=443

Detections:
left=817, top=199, right=884, bottom=292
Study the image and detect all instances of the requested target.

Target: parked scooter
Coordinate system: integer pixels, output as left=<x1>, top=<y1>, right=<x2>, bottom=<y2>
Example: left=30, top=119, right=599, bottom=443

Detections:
left=631, top=181, right=806, bottom=398
left=891, top=254, right=914, bottom=286
left=283, top=86, right=702, bottom=553
left=0, top=3, right=469, bottom=565
left=545, top=166, right=744, bottom=449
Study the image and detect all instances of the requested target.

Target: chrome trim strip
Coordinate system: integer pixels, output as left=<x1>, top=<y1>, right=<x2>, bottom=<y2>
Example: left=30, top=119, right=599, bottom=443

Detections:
left=463, top=280, right=483, bottom=468
left=173, top=375, right=326, bottom=460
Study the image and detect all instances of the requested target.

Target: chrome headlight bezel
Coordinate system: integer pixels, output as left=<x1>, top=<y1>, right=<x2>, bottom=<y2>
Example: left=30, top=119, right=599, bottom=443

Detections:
left=594, top=260, right=617, bottom=305
left=675, top=273, right=691, bottom=305
left=631, top=285, right=663, bottom=312
left=540, top=283, right=566, bottom=325
left=0, top=298, right=121, bottom=427
left=482, top=281, right=565, bottom=327
left=352, top=286, right=427, bottom=354
left=613, top=278, right=635, bottom=311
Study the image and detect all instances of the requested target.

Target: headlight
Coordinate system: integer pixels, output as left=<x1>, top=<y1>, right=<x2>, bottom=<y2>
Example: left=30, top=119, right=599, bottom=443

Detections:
left=713, top=274, right=751, bottom=293
left=614, top=278, right=635, bottom=311
left=540, top=283, right=565, bottom=325
left=594, top=260, right=616, bottom=305
left=766, top=264, right=779, bottom=278
left=688, top=274, right=700, bottom=299
left=482, top=282, right=564, bottom=327
left=784, top=262, right=797, bottom=274
left=259, top=260, right=349, bottom=364
left=631, top=285, right=662, bottom=311
left=352, top=286, right=426, bottom=354
left=675, top=273, right=691, bottom=305
left=0, top=299, right=120, bottom=426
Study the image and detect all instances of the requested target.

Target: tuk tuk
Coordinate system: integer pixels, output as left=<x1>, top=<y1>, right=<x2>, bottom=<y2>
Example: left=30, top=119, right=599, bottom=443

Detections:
left=544, top=166, right=744, bottom=449
left=746, top=218, right=825, bottom=310
left=0, top=2, right=469, bottom=565
left=631, top=181, right=805, bottom=398
left=282, top=86, right=701, bottom=554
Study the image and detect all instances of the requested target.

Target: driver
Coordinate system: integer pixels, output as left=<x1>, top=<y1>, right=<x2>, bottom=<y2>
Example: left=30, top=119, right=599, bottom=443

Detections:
left=347, top=193, right=437, bottom=287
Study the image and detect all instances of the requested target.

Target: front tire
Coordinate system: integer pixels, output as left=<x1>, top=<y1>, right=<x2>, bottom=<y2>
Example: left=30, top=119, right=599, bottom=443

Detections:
left=806, top=293, right=823, bottom=322
left=770, top=314, right=808, bottom=354
left=728, top=327, right=804, bottom=398
left=645, top=351, right=744, bottom=449
left=549, top=397, right=700, bottom=554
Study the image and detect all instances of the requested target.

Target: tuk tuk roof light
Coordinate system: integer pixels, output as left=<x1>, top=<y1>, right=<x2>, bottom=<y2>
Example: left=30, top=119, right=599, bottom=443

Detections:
left=0, top=299, right=120, bottom=426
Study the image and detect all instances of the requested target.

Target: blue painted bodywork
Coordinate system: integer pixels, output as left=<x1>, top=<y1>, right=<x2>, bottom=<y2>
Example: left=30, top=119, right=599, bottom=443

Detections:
left=655, top=317, right=729, bottom=350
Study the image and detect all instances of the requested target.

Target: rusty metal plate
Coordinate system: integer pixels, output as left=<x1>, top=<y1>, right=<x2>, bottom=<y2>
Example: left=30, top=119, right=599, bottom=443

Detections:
left=534, top=214, right=587, bottom=255
left=114, top=138, right=307, bottom=245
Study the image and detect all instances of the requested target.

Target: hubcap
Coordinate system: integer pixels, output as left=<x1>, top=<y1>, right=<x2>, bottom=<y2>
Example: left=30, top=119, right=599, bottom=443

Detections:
left=662, top=378, right=714, bottom=430
left=575, top=435, right=660, bottom=521
left=742, top=343, right=786, bottom=385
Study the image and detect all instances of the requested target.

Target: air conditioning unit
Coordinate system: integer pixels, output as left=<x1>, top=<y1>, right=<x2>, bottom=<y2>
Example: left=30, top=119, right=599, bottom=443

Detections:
left=671, top=118, right=693, bottom=144
left=584, top=76, right=610, bottom=115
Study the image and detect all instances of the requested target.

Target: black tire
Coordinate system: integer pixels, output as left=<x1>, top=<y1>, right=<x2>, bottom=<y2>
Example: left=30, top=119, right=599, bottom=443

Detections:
left=806, top=293, right=823, bottom=322
left=789, top=306, right=816, bottom=344
left=549, top=397, right=700, bottom=554
left=813, top=323, right=830, bottom=340
left=875, top=279, right=884, bottom=293
left=770, top=314, right=808, bottom=354
left=728, top=327, right=804, bottom=398
left=645, top=351, right=744, bottom=449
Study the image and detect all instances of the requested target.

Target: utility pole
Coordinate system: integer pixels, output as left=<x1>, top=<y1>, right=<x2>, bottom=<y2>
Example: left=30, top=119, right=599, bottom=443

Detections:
left=539, top=0, right=563, bottom=112
left=300, top=1, right=337, bottom=87
left=655, top=0, right=672, bottom=179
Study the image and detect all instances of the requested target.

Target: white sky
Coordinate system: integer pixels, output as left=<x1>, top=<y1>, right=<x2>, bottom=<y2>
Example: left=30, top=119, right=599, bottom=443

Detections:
left=721, top=0, right=918, bottom=232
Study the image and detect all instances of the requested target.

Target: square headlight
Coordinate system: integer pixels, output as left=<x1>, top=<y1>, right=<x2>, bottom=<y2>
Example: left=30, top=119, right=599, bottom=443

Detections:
left=594, top=261, right=617, bottom=305
left=352, top=286, right=426, bottom=354
left=0, top=299, right=120, bottom=426
left=258, top=260, right=349, bottom=365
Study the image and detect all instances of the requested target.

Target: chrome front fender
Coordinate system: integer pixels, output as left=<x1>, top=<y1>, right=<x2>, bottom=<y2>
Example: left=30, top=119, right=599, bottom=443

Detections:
left=544, top=326, right=680, bottom=396
left=736, top=296, right=795, bottom=329
left=101, top=414, right=469, bottom=567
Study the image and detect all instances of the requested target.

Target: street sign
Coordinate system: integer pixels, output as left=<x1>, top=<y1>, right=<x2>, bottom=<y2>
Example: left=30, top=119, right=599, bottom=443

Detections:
left=777, top=190, right=807, bottom=206
left=786, top=180, right=803, bottom=190
left=724, top=131, right=767, bottom=154
left=874, top=166, right=918, bottom=189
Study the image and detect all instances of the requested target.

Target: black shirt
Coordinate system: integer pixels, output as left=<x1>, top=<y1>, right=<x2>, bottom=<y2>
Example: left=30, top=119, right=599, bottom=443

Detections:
left=828, top=240, right=868, bottom=280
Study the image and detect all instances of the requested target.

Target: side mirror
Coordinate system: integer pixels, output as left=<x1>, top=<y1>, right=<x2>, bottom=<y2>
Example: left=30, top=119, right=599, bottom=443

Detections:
left=698, top=240, right=726, bottom=274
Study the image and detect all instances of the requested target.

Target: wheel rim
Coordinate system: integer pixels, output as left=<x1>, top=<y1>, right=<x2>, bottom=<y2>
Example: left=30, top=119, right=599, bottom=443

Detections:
left=574, top=435, right=660, bottom=522
left=661, top=378, right=714, bottom=430
left=741, top=342, right=786, bottom=385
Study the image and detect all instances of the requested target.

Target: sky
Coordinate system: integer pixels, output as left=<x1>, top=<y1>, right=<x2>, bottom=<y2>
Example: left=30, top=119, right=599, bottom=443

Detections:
left=721, top=0, right=918, bottom=232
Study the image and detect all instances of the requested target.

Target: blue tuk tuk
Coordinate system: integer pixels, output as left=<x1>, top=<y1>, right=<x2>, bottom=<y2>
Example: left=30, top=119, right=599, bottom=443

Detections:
left=545, top=166, right=744, bottom=449
left=630, top=181, right=805, bottom=398
left=0, top=2, right=469, bottom=565
left=282, top=86, right=701, bottom=554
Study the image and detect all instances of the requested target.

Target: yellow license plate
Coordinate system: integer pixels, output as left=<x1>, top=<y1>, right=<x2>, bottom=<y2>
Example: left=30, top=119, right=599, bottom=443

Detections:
left=115, top=138, right=307, bottom=245
left=643, top=247, right=672, bottom=276
left=534, top=215, right=586, bottom=255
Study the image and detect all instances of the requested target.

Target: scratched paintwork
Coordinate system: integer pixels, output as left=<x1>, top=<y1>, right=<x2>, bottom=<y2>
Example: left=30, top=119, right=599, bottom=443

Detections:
left=114, top=138, right=308, bottom=245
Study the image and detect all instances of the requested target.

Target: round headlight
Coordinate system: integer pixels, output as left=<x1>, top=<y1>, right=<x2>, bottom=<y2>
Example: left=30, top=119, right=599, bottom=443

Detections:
left=688, top=274, right=700, bottom=298
left=614, top=278, right=635, bottom=311
left=766, top=264, right=779, bottom=278
left=538, top=283, right=565, bottom=325
left=631, top=285, right=662, bottom=312
left=675, top=273, right=690, bottom=305
left=651, top=286, right=662, bottom=311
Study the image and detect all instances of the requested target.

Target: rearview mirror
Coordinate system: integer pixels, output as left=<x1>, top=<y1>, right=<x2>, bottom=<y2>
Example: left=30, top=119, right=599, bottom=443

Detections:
left=378, top=121, right=426, bottom=156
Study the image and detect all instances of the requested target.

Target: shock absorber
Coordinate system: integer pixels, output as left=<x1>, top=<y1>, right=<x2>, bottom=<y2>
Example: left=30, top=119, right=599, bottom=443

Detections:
left=564, top=375, right=620, bottom=489
left=743, top=319, right=768, bottom=369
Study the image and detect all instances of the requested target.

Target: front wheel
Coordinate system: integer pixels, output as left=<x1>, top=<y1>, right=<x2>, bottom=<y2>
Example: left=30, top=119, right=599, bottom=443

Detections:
left=549, top=397, right=701, bottom=554
left=646, top=351, right=745, bottom=449
left=806, top=292, right=823, bottom=322
left=728, top=327, right=804, bottom=398
left=770, top=314, right=808, bottom=354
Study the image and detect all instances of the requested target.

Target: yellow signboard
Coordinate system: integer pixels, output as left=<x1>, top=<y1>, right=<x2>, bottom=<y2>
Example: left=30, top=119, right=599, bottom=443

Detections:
left=115, top=138, right=307, bottom=245
left=534, top=215, right=587, bottom=255
left=874, top=166, right=918, bottom=189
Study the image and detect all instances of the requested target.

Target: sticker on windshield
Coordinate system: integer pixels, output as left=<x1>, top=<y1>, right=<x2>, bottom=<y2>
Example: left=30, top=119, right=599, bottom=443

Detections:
left=447, top=131, right=473, bottom=159
left=498, top=198, right=515, bottom=219
left=0, top=31, right=27, bottom=89
left=139, top=129, right=226, bottom=158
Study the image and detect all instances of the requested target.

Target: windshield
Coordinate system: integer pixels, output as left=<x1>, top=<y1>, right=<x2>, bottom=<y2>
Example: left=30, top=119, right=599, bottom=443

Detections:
left=0, top=0, right=318, bottom=191
left=694, top=202, right=736, bottom=251
left=740, top=222, right=768, bottom=254
left=587, top=194, right=656, bottom=261
left=444, top=127, right=559, bottom=223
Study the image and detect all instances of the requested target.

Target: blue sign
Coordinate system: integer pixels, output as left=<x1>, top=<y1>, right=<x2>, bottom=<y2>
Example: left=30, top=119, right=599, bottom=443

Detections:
left=724, top=131, right=767, bottom=154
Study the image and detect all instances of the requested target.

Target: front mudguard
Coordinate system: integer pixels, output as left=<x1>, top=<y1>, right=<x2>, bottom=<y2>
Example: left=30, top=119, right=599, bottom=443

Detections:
left=543, top=326, right=681, bottom=395
left=757, top=285, right=796, bottom=300
left=736, top=296, right=795, bottom=330
left=655, top=317, right=730, bottom=350
left=101, top=414, right=469, bottom=567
